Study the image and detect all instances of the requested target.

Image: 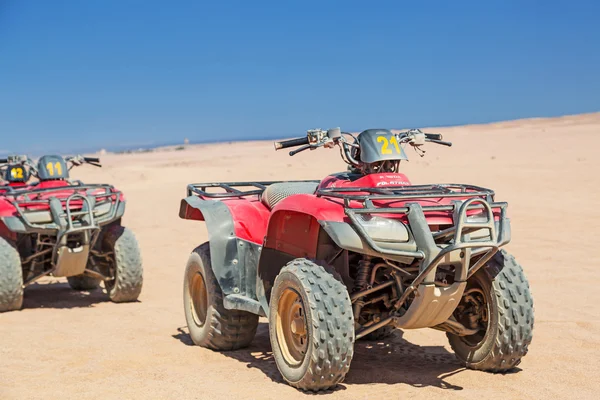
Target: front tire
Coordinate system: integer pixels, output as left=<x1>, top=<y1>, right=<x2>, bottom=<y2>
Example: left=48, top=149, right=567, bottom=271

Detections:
left=183, top=242, right=258, bottom=350
left=269, top=259, right=354, bottom=392
left=0, top=237, right=23, bottom=312
left=103, top=226, right=143, bottom=303
left=447, top=250, right=534, bottom=371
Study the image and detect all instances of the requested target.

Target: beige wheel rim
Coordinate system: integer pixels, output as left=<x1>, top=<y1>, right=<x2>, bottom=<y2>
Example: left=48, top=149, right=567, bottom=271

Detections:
left=189, top=271, right=208, bottom=326
left=276, top=288, right=308, bottom=366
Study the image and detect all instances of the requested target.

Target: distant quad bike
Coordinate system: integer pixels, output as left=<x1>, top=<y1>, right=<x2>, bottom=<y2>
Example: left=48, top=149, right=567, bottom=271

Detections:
left=0, top=155, right=143, bottom=312
left=179, top=128, right=534, bottom=391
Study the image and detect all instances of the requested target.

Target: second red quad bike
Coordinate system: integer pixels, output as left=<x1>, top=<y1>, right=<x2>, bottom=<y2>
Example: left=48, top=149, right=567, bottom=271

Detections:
left=0, top=155, right=143, bottom=312
left=179, top=128, right=534, bottom=391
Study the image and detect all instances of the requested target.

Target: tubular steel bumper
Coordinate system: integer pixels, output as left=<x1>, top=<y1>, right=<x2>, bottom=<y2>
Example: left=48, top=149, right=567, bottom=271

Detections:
left=1, top=185, right=125, bottom=277
left=318, top=184, right=511, bottom=329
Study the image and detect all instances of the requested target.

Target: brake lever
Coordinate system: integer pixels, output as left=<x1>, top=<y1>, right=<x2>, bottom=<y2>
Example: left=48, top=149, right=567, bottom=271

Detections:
left=289, top=145, right=312, bottom=156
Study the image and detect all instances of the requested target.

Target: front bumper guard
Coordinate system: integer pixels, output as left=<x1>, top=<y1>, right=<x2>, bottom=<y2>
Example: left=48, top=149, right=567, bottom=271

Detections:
left=343, top=194, right=510, bottom=330
left=2, top=185, right=125, bottom=278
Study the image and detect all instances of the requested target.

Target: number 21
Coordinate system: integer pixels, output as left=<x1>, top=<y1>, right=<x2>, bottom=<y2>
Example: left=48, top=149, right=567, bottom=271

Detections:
left=377, top=136, right=401, bottom=154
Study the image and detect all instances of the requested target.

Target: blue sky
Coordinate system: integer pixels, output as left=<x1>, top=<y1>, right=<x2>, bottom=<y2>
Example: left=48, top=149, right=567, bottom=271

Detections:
left=1, top=0, right=599, bottom=154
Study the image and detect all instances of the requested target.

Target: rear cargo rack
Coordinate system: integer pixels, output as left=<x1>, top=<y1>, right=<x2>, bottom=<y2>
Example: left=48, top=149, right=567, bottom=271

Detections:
left=187, top=180, right=320, bottom=199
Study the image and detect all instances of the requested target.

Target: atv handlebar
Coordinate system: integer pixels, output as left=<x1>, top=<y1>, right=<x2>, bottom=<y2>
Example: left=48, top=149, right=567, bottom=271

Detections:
left=65, top=155, right=102, bottom=168
left=426, top=138, right=452, bottom=147
left=274, top=137, right=310, bottom=150
left=0, top=158, right=7, bottom=164
left=274, top=127, right=453, bottom=169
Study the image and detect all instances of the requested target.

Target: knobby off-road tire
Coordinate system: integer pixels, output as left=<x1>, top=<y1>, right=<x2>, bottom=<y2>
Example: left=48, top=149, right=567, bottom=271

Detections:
left=0, top=237, right=23, bottom=312
left=67, top=275, right=101, bottom=291
left=448, top=250, right=534, bottom=371
left=103, top=226, right=143, bottom=303
left=183, top=242, right=258, bottom=350
left=269, top=259, right=354, bottom=392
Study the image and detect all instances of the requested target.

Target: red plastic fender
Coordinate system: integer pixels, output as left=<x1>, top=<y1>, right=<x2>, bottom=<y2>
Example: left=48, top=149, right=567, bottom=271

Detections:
left=180, top=197, right=271, bottom=245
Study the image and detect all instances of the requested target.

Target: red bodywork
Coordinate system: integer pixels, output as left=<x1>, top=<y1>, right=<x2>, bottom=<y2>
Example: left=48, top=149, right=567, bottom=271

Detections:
left=182, top=173, right=501, bottom=260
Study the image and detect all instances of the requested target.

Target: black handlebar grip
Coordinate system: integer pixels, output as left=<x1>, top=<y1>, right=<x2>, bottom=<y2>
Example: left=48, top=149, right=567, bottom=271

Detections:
left=425, top=133, right=443, bottom=140
left=274, top=137, right=310, bottom=150
left=427, top=139, right=452, bottom=147
left=84, top=157, right=100, bottom=163
left=0, top=158, right=7, bottom=164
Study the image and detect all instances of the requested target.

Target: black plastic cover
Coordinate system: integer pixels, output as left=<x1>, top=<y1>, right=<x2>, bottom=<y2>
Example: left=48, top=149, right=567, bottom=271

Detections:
left=5, top=164, right=30, bottom=183
left=358, top=129, right=408, bottom=163
left=37, top=155, right=69, bottom=180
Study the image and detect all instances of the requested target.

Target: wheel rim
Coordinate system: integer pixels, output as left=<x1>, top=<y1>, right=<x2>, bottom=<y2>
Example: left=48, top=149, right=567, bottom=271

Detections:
left=455, top=279, right=490, bottom=347
left=189, top=271, right=208, bottom=326
left=276, top=288, right=308, bottom=366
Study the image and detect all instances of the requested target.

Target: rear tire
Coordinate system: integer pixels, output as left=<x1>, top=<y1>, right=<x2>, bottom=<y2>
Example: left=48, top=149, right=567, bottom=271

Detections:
left=183, top=242, right=258, bottom=350
left=0, top=237, right=23, bottom=313
left=67, top=275, right=101, bottom=291
left=103, top=226, right=143, bottom=303
left=447, top=250, right=534, bottom=371
left=269, top=258, right=354, bottom=392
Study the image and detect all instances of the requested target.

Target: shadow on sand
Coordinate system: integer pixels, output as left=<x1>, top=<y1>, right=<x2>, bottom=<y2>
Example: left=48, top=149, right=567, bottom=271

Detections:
left=22, top=280, right=110, bottom=310
left=173, top=322, right=466, bottom=392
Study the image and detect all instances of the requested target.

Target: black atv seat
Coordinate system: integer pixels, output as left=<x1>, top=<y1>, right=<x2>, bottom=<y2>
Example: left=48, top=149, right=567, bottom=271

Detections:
left=261, top=182, right=319, bottom=209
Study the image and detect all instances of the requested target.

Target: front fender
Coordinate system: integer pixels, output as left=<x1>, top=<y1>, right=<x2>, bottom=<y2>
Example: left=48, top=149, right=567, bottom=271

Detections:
left=265, top=194, right=418, bottom=264
left=319, top=220, right=417, bottom=264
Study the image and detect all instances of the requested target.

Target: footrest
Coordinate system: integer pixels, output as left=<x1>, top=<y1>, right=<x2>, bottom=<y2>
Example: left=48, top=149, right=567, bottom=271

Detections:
left=224, top=294, right=266, bottom=316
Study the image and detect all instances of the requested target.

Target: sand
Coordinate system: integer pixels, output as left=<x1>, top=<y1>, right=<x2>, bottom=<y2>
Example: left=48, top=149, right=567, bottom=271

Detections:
left=1, top=113, right=599, bottom=399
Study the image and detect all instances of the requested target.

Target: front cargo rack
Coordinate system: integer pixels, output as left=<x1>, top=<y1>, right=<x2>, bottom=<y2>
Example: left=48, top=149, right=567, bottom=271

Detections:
left=317, top=183, right=509, bottom=268
left=1, top=184, right=122, bottom=233
left=316, top=183, right=496, bottom=205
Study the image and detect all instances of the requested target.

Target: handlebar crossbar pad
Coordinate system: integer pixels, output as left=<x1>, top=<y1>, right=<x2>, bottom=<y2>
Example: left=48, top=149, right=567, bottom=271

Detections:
left=425, top=133, right=443, bottom=140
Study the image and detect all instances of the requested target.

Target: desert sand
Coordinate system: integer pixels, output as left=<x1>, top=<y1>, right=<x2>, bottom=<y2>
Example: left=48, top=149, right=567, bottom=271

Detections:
left=1, top=113, right=599, bottom=399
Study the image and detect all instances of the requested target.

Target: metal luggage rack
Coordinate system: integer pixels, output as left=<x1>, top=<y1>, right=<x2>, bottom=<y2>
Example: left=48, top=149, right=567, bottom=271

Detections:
left=3, top=184, right=122, bottom=232
left=317, top=183, right=509, bottom=265
left=316, top=183, right=496, bottom=206
left=187, top=180, right=321, bottom=199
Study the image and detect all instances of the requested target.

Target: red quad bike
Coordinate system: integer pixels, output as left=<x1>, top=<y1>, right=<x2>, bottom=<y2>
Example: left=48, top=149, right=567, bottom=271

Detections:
left=179, top=128, right=534, bottom=391
left=0, top=155, right=143, bottom=312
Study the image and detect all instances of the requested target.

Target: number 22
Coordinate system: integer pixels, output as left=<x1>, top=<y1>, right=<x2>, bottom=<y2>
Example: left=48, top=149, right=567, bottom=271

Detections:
left=377, top=136, right=401, bottom=154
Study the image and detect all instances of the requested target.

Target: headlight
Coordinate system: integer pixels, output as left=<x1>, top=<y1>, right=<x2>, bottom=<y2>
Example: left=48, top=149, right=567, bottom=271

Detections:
left=358, top=215, right=409, bottom=243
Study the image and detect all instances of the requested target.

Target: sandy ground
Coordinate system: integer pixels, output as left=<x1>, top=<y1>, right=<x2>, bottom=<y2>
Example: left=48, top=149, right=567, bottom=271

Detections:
left=1, top=113, right=600, bottom=399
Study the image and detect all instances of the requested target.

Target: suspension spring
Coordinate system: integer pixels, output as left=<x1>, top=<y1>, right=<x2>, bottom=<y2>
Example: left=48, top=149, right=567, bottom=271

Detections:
left=354, top=256, right=373, bottom=291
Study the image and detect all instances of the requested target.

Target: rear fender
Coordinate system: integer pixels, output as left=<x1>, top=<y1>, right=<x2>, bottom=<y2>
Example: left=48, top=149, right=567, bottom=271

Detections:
left=179, top=197, right=267, bottom=315
left=179, top=196, right=269, bottom=244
